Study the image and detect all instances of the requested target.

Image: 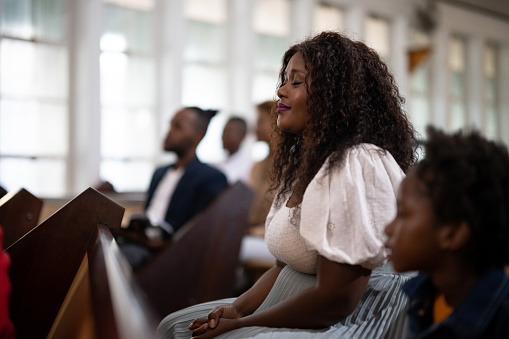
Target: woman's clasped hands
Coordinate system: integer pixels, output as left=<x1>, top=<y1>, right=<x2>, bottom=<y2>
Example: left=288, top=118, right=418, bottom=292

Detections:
left=188, top=304, right=243, bottom=339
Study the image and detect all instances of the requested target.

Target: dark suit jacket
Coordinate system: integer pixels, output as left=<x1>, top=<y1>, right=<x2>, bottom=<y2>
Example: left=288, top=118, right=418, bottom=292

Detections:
left=145, top=157, right=228, bottom=233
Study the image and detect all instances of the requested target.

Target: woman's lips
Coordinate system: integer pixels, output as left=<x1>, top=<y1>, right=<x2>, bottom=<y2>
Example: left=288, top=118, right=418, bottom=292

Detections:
left=277, top=103, right=290, bottom=113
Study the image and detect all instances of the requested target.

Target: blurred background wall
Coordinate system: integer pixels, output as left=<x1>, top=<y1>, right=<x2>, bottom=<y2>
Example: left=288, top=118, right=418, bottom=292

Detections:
left=0, top=0, right=508, bottom=198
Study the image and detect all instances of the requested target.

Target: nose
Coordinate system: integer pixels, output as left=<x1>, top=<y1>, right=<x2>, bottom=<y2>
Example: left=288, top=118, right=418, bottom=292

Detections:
left=277, top=83, right=287, bottom=99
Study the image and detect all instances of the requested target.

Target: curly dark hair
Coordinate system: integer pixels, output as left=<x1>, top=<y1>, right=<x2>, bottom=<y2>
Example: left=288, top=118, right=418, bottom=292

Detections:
left=270, top=31, right=417, bottom=204
left=415, top=126, right=509, bottom=271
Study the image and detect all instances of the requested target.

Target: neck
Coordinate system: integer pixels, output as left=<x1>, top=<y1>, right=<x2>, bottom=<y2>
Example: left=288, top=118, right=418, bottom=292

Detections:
left=228, top=148, right=239, bottom=156
left=429, top=259, right=481, bottom=307
left=175, top=150, right=197, bottom=169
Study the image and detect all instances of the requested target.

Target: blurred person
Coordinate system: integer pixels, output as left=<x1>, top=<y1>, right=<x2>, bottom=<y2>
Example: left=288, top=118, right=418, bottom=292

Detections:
left=119, top=107, right=228, bottom=270
left=238, top=101, right=277, bottom=291
left=213, top=117, right=253, bottom=185
left=245, top=101, right=277, bottom=236
left=385, top=127, right=509, bottom=339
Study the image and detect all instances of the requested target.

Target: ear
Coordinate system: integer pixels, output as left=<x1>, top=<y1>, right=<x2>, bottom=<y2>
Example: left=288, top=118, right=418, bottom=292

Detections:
left=438, top=222, right=471, bottom=251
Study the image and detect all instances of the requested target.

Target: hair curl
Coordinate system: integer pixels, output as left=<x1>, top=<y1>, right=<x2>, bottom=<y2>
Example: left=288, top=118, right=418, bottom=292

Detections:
left=270, top=31, right=417, bottom=204
left=414, top=126, right=509, bottom=271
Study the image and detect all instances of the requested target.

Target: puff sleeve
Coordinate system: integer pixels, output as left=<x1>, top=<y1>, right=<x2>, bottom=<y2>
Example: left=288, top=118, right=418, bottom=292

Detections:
left=299, top=144, right=404, bottom=269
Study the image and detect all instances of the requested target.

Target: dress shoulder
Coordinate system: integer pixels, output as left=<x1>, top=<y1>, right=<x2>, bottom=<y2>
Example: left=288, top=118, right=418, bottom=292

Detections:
left=299, top=144, right=405, bottom=269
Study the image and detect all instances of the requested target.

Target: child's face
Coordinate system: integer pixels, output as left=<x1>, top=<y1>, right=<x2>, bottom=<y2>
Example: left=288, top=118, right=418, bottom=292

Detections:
left=384, top=171, right=443, bottom=273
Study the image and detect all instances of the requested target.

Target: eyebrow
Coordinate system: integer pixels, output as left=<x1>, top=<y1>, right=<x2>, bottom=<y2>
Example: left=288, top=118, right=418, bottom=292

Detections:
left=286, top=68, right=307, bottom=75
left=283, top=69, right=307, bottom=81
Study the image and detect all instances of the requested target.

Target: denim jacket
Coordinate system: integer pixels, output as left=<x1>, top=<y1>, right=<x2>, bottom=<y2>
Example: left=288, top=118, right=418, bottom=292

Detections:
left=402, top=268, right=509, bottom=339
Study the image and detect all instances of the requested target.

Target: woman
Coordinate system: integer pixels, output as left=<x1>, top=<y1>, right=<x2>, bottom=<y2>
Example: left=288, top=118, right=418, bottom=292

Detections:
left=157, top=31, right=417, bottom=339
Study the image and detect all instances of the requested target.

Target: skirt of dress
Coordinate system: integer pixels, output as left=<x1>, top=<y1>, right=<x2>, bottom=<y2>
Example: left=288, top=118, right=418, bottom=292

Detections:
left=157, top=263, right=414, bottom=339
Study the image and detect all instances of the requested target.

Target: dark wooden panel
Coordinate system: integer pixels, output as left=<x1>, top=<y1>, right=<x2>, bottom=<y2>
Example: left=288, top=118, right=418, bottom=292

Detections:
left=7, top=188, right=124, bottom=339
left=136, top=182, right=254, bottom=320
left=0, top=188, right=43, bottom=249
left=88, top=224, right=158, bottom=339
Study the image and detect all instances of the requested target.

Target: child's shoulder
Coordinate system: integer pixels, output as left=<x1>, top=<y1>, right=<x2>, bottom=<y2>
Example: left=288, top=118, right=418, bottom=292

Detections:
left=482, top=271, right=509, bottom=337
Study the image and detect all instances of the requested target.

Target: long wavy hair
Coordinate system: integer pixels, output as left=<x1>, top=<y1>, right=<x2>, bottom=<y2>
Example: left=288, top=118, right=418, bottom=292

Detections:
left=270, top=31, right=417, bottom=205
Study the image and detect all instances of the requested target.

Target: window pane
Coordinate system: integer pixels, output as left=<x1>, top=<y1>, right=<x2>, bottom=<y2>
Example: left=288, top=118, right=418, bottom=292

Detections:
left=484, top=43, right=498, bottom=139
left=184, top=20, right=226, bottom=63
left=253, top=0, right=289, bottom=36
left=0, top=158, right=66, bottom=197
left=0, top=99, right=68, bottom=156
left=411, top=64, right=429, bottom=93
left=256, top=34, right=286, bottom=71
left=101, top=107, right=157, bottom=158
left=185, top=0, right=226, bottom=24
left=1, top=39, right=68, bottom=99
left=1, top=0, right=65, bottom=42
left=410, top=96, right=429, bottom=140
left=450, top=101, right=465, bottom=132
left=448, top=36, right=466, bottom=131
left=103, top=3, right=153, bottom=54
left=100, top=52, right=155, bottom=107
left=365, top=16, right=390, bottom=60
left=33, top=0, right=65, bottom=41
left=196, top=114, right=225, bottom=164
left=313, top=4, right=343, bottom=33
left=485, top=106, right=497, bottom=140
left=101, top=159, right=153, bottom=192
left=104, top=0, right=154, bottom=11
left=451, top=71, right=464, bottom=97
left=1, top=0, right=32, bottom=39
left=182, top=64, right=227, bottom=109
left=252, top=72, right=278, bottom=103
left=449, top=37, right=465, bottom=71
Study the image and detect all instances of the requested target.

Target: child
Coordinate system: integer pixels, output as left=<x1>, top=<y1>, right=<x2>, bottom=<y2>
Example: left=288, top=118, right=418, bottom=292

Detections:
left=385, top=126, right=509, bottom=338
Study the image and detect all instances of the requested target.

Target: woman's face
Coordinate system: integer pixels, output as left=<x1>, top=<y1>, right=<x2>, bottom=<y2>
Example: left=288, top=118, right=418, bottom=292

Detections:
left=276, top=52, right=309, bottom=135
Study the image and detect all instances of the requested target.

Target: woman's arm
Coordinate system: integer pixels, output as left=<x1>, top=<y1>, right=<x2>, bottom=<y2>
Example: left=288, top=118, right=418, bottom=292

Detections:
left=232, top=260, right=285, bottom=316
left=192, top=255, right=371, bottom=338
left=241, top=255, right=370, bottom=327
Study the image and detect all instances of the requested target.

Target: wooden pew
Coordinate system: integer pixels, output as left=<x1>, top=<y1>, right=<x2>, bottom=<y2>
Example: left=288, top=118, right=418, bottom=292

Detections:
left=6, top=187, right=158, bottom=339
left=0, top=188, right=42, bottom=249
left=136, top=181, right=254, bottom=320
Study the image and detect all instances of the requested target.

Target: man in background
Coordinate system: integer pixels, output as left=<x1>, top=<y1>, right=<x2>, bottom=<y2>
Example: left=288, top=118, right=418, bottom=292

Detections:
left=213, top=116, right=253, bottom=185
left=120, top=106, right=228, bottom=269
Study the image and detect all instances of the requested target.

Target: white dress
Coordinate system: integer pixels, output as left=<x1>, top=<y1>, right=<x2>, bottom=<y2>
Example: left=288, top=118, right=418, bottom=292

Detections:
left=265, top=143, right=402, bottom=272
left=157, top=144, right=413, bottom=339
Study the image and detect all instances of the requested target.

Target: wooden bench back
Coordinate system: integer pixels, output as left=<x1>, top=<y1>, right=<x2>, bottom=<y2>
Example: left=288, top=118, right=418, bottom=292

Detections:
left=136, top=181, right=254, bottom=320
left=6, top=188, right=129, bottom=339
left=0, top=188, right=42, bottom=249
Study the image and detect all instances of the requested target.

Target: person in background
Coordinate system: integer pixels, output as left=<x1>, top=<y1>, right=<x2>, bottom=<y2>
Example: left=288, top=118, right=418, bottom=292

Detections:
left=237, top=101, right=277, bottom=291
left=385, top=126, right=509, bottom=339
left=213, top=117, right=253, bottom=185
left=120, top=106, right=228, bottom=270
left=245, top=101, right=277, bottom=236
left=157, top=31, right=417, bottom=339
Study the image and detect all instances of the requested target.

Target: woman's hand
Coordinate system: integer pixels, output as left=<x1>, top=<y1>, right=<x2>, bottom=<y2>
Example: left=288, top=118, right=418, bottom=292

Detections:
left=188, top=304, right=243, bottom=338
left=190, top=318, right=239, bottom=338
left=188, top=261, right=285, bottom=338
left=189, top=304, right=243, bottom=331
